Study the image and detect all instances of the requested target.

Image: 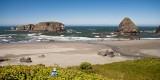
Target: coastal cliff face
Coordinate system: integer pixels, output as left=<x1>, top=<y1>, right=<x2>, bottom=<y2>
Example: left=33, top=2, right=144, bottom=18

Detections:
left=156, top=26, right=160, bottom=34
left=16, top=22, right=65, bottom=32
left=117, top=17, right=139, bottom=33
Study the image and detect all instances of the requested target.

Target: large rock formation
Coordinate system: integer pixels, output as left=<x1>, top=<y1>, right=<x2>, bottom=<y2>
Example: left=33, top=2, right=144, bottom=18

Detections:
left=98, top=48, right=120, bottom=57
left=16, top=24, right=35, bottom=31
left=15, top=22, right=65, bottom=32
left=117, top=17, right=139, bottom=33
left=156, top=26, right=160, bottom=34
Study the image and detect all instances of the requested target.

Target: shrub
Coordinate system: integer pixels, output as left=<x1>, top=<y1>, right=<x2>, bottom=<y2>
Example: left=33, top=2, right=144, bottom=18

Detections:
left=80, top=62, right=92, bottom=69
left=0, top=65, right=101, bottom=80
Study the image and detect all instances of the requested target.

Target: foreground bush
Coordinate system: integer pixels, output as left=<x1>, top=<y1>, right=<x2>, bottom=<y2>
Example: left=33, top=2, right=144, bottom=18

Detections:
left=0, top=64, right=102, bottom=80
left=79, top=62, right=92, bottom=69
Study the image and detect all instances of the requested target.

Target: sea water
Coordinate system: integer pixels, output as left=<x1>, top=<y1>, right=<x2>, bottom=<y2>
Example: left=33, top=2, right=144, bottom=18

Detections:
left=0, top=26, right=159, bottom=44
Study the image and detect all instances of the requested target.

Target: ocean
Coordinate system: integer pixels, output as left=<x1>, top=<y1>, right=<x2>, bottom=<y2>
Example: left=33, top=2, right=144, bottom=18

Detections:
left=0, top=26, right=159, bottom=44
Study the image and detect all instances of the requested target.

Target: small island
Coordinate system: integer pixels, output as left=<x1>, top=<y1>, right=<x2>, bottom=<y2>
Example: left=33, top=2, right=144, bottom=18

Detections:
left=116, top=17, right=139, bottom=34
left=115, top=17, right=140, bottom=39
left=14, top=22, right=65, bottom=32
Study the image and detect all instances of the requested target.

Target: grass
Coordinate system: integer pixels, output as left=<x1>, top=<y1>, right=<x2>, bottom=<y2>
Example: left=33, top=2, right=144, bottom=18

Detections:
left=75, top=58, right=160, bottom=80
left=0, top=58, right=160, bottom=80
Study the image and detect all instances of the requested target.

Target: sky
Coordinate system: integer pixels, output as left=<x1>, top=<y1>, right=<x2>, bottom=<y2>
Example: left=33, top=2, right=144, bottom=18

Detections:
left=0, top=0, right=160, bottom=26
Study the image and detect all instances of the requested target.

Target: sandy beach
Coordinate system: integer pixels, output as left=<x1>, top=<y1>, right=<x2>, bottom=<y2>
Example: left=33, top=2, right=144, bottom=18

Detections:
left=0, top=40, right=160, bottom=67
left=95, top=40, right=160, bottom=58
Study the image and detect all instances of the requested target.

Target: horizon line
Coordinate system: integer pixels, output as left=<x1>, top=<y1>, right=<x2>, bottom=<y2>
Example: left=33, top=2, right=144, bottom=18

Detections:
left=0, top=24, right=159, bottom=27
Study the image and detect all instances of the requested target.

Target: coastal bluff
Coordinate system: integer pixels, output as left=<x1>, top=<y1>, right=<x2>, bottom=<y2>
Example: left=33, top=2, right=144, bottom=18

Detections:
left=116, top=17, right=139, bottom=34
left=15, top=22, right=65, bottom=32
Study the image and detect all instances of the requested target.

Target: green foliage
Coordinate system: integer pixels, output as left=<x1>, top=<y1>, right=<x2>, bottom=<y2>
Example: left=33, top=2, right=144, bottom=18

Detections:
left=0, top=65, right=102, bottom=80
left=78, top=58, right=160, bottom=80
left=0, top=58, right=159, bottom=80
left=80, top=62, right=92, bottom=69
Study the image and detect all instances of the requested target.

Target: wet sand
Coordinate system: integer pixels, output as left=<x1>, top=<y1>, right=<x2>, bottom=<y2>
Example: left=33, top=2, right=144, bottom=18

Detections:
left=95, top=40, right=160, bottom=58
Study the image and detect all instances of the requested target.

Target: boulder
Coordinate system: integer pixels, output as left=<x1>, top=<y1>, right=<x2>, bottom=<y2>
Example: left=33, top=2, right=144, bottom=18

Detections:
left=98, top=49, right=115, bottom=57
left=20, top=57, right=25, bottom=62
left=156, top=26, right=160, bottom=34
left=20, top=57, right=32, bottom=63
left=15, top=22, right=65, bottom=32
left=0, top=58, right=10, bottom=62
left=117, top=17, right=139, bottom=33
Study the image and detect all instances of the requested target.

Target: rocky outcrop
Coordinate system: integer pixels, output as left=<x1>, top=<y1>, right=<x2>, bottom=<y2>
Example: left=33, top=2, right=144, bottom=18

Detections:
left=15, top=22, right=65, bottom=32
left=20, top=57, right=32, bottom=63
left=0, top=58, right=10, bottom=62
left=156, top=26, right=160, bottom=34
left=116, top=17, right=139, bottom=33
left=98, top=48, right=120, bottom=57
left=16, top=24, right=35, bottom=31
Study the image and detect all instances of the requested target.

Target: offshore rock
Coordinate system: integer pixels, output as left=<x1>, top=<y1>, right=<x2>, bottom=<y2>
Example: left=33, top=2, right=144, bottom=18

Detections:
left=115, top=17, right=140, bottom=40
left=16, top=24, right=35, bottom=31
left=156, top=26, right=160, bottom=34
left=117, top=17, right=139, bottom=34
left=15, top=22, right=65, bottom=32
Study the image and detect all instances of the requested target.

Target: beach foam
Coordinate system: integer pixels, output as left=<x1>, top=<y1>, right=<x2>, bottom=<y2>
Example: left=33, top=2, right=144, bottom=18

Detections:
left=141, top=38, right=160, bottom=40
left=32, top=34, right=131, bottom=42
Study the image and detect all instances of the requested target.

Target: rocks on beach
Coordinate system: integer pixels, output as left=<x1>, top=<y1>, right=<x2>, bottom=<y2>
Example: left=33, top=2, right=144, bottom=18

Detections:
left=20, top=57, right=32, bottom=63
left=14, top=22, right=65, bottom=32
left=156, top=26, right=160, bottom=34
left=0, top=58, right=10, bottom=62
left=98, top=48, right=120, bottom=57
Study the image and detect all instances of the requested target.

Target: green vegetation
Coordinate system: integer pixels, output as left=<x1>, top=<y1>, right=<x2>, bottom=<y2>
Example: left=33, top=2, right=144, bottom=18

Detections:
left=38, top=22, right=61, bottom=25
left=79, top=62, right=92, bottom=69
left=0, top=58, right=160, bottom=80
left=76, top=58, right=160, bottom=80
left=0, top=64, right=102, bottom=80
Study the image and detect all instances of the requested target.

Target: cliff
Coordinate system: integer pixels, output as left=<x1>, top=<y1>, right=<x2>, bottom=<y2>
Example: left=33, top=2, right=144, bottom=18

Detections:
left=117, top=17, right=139, bottom=33
left=15, top=22, right=65, bottom=32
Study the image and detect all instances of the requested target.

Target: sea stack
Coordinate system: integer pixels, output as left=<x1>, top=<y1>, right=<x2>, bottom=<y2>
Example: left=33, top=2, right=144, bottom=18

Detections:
left=116, top=17, right=139, bottom=34
left=156, top=25, right=160, bottom=34
left=15, top=22, right=65, bottom=32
